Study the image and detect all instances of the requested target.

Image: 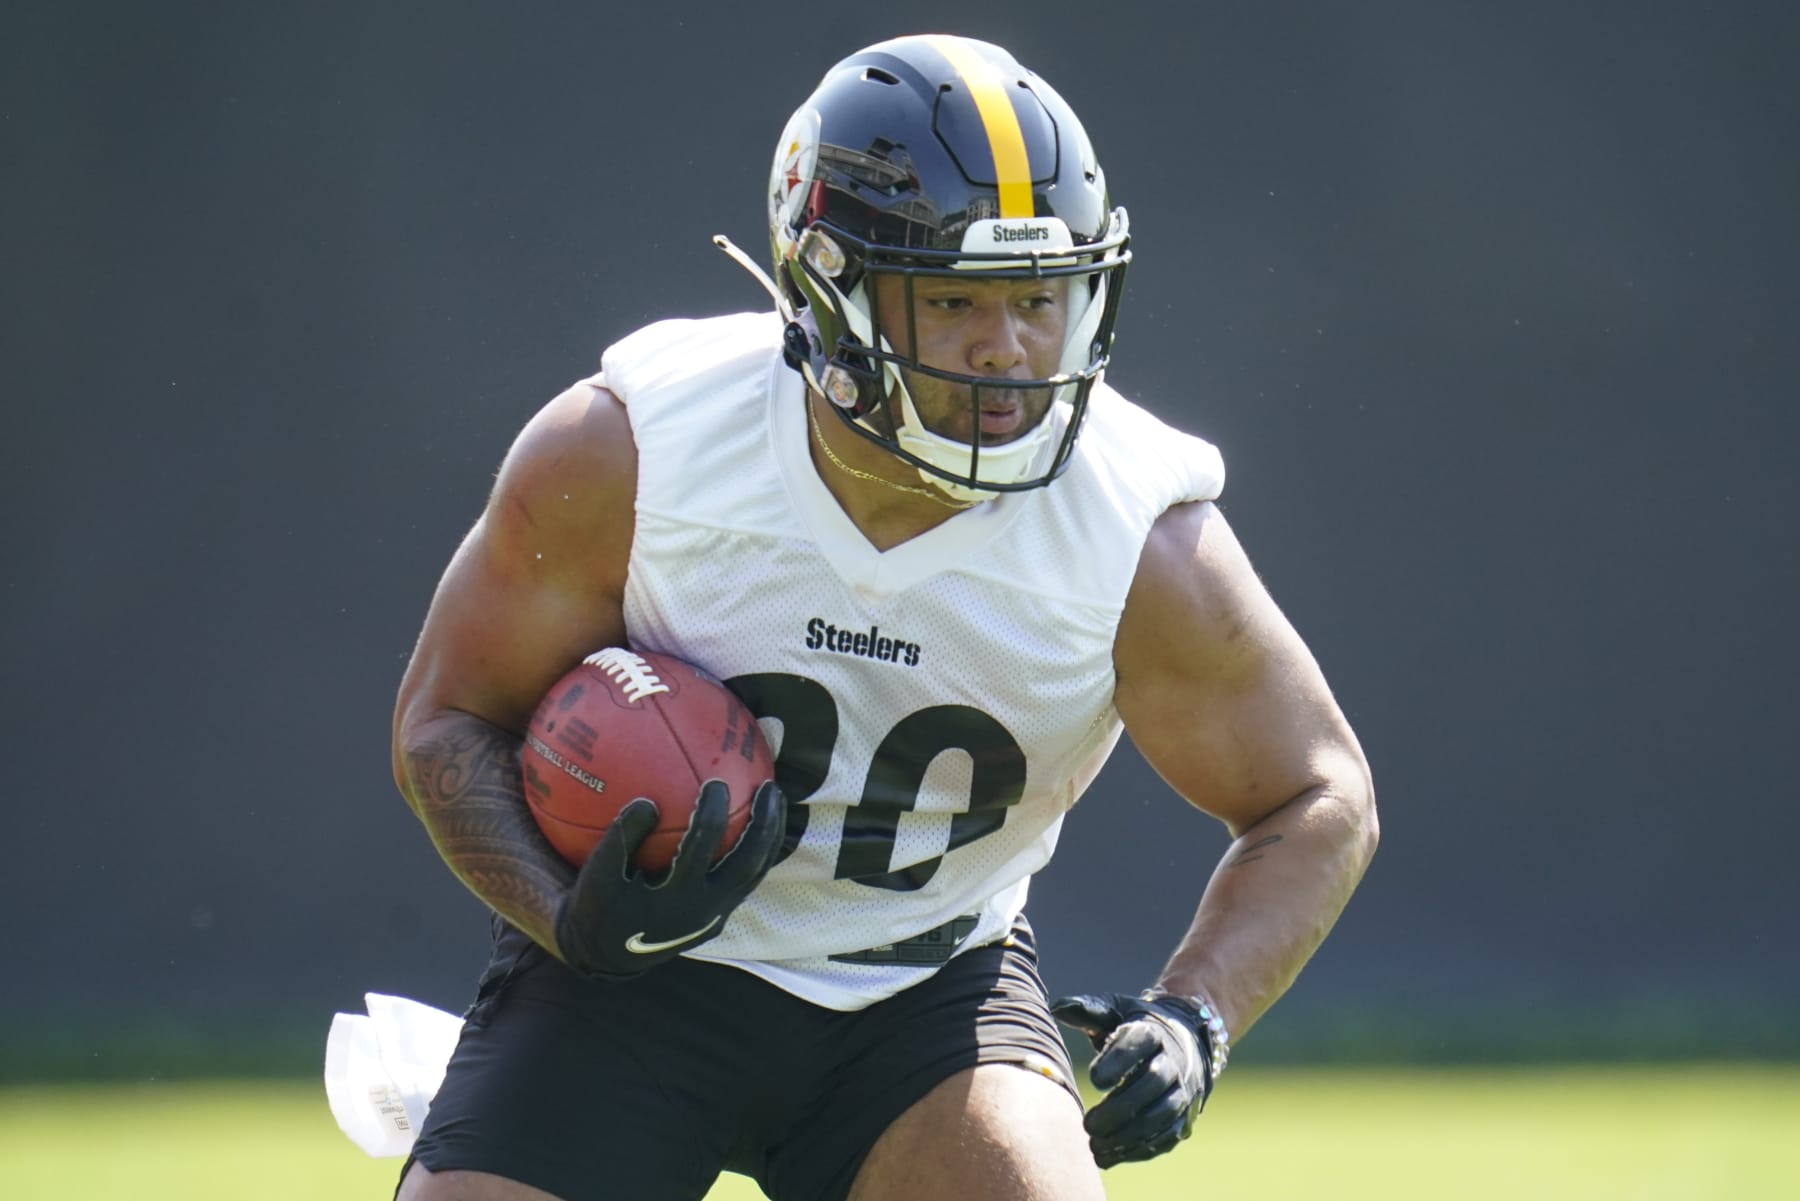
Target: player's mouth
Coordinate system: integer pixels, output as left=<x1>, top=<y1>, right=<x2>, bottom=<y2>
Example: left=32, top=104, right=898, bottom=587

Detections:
left=977, top=399, right=1025, bottom=440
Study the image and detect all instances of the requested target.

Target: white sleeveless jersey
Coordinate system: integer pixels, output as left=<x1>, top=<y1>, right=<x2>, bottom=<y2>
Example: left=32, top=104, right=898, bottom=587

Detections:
left=592, top=312, right=1223, bottom=1010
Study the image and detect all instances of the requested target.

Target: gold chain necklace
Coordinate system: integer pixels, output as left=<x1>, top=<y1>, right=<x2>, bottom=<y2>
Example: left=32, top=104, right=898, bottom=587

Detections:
left=806, top=400, right=978, bottom=509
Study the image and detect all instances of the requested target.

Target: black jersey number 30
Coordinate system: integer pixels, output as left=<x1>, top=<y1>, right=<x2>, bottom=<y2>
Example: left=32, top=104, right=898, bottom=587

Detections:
left=725, top=672, right=1026, bottom=892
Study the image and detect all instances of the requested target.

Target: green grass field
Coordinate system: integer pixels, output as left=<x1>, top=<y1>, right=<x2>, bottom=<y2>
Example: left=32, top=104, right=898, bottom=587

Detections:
left=3, top=1067, right=1795, bottom=1200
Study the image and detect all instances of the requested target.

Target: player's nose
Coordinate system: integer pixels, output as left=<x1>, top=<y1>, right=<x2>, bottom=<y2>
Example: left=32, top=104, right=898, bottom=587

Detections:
left=966, top=301, right=1029, bottom=374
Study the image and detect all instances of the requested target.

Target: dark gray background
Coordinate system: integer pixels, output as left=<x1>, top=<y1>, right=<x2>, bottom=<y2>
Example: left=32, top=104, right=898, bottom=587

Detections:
left=5, top=1, right=1796, bottom=1072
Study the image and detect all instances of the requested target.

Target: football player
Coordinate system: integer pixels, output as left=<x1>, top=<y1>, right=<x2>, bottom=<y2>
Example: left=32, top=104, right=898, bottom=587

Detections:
left=391, top=33, right=1376, bottom=1201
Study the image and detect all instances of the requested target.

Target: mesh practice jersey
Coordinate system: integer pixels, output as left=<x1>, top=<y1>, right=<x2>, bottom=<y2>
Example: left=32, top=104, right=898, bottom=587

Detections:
left=592, top=311, right=1223, bottom=1010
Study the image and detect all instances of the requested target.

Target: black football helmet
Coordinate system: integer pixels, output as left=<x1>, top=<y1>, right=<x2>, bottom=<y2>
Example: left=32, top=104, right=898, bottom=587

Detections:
left=765, top=35, right=1130, bottom=501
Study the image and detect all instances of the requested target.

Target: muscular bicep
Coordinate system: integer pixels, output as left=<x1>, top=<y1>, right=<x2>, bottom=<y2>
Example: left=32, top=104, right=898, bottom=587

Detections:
left=1114, top=502, right=1368, bottom=837
left=393, top=382, right=636, bottom=758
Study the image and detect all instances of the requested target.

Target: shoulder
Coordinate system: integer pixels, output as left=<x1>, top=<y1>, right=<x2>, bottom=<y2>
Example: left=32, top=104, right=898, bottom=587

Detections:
left=393, top=380, right=637, bottom=739
left=1116, top=499, right=1333, bottom=738
left=599, top=311, right=784, bottom=404
left=1122, top=501, right=1251, bottom=649
left=1116, top=501, right=1300, bottom=733
left=1077, top=384, right=1225, bottom=508
left=499, top=378, right=634, bottom=501
left=594, top=312, right=793, bottom=526
left=958, top=389, right=1225, bottom=610
left=1115, top=502, right=1362, bottom=830
left=485, top=379, right=636, bottom=593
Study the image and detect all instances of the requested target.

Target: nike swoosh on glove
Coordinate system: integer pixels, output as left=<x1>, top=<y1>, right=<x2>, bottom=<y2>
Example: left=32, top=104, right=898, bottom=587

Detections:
left=552, top=779, right=785, bottom=982
left=1050, top=992, right=1215, bottom=1169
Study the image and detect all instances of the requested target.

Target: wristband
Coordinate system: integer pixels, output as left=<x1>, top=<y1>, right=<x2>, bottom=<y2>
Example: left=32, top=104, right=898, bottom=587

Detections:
left=1139, top=988, right=1231, bottom=1087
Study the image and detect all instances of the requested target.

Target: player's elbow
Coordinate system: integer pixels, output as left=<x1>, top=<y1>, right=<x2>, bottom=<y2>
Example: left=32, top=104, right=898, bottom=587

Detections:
left=392, top=745, right=422, bottom=819
left=1355, top=789, right=1379, bottom=870
left=391, top=702, right=449, bottom=821
left=1316, top=741, right=1378, bottom=870
left=1341, top=756, right=1379, bottom=869
left=392, top=732, right=426, bottom=820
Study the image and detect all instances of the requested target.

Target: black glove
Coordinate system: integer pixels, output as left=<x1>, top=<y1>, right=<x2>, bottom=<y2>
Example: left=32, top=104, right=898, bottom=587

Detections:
left=552, top=779, right=785, bottom=982
left=1050, top=991, right=1216, bottom=1169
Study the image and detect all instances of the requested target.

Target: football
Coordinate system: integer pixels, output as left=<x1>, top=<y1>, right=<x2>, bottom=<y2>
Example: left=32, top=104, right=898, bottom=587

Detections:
left=521, top=647, right=772, bottom=874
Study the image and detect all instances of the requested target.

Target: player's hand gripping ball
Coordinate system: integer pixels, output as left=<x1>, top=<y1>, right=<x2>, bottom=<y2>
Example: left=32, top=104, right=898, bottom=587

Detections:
left=522, top=647, right=773, bottom=875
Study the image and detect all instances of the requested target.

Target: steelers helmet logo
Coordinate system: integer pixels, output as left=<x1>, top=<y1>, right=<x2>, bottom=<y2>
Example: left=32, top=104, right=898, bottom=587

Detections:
left=769, top=106, right=822, bottom=250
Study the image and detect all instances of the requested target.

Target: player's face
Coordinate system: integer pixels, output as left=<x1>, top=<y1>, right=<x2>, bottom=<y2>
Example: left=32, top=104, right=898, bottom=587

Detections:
left=871, top=273, right=1069, bottom=446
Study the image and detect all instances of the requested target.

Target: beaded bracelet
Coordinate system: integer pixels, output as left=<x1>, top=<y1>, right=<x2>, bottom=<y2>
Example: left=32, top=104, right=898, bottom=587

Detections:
left=1139, top=988, right=1231, bottom=1088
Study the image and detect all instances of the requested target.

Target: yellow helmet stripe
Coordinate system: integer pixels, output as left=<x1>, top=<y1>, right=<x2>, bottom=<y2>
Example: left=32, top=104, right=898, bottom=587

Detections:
left=929, top=36, right=1034, bottom=219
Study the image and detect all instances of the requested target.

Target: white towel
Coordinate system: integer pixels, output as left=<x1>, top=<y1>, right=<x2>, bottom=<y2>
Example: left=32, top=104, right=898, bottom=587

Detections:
left=324, top=993, right=464, bottom=1157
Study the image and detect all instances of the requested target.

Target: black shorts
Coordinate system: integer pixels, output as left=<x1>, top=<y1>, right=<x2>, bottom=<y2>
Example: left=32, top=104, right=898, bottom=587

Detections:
left=403, top=915, right=1078, bottom=1201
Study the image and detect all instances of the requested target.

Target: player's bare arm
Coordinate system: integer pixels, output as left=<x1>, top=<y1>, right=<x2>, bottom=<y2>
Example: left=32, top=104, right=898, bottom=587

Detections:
left=391, top=381, right=636, bottom=952
left=1113, top=498, right=1379, bottom=1038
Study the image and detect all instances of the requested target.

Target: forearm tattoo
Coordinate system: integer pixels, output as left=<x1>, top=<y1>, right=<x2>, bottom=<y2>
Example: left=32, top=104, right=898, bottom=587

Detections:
left=1229, top=834, right=1283, bottom=867
left=401, top=719, right=572, bottom=933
